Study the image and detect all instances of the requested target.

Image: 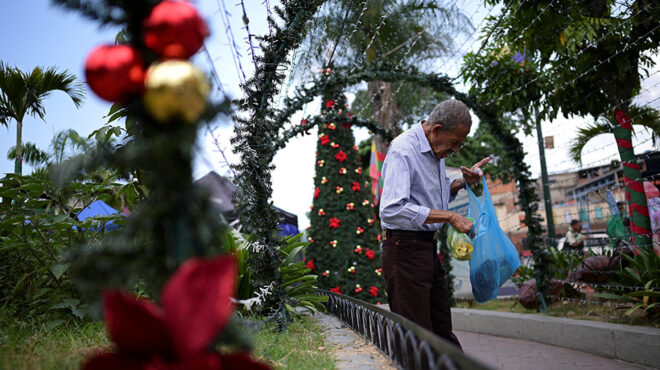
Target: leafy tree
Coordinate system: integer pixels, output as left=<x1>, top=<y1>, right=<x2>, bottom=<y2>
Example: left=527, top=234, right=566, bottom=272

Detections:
left=304, top=0, right=472, bottom=154
left=462, top=0, right=660, bottom=251
left=0, top=63, right=84, bottom=174
left=7, top=129, right=95, bottom=168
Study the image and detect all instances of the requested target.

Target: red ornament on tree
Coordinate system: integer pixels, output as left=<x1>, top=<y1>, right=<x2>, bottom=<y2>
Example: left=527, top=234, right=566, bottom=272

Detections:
left=143, top=0, right=209, bottom=59
left=320, top=135, right=330, bottom=146
left=300, top=119, right=307, bottom=126
left=330, top=286, right=342, bottom=294
left=329, top=217, right=341, bottom=229
left=365, top=248, right=375, bottom=260
left=352, top=182, right=361, bottom=192
left=369, top=286, right=379, bottom=297
left=305, top=259, right=315, bottom=271
left=314, top=187, right=321, bottom=199
left=325, top=99, right=336, bottom=109
left=356, top=226, right=364, bottom=235
left=355, top=285, right=363, bottom=293
left=335, top=150, right=347, bottom=162
left=85, top=45, right=145, bottom=103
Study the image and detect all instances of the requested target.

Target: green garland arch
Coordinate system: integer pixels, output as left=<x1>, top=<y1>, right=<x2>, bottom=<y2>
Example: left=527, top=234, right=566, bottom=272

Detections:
left=271, top=61, right=553, bottom=307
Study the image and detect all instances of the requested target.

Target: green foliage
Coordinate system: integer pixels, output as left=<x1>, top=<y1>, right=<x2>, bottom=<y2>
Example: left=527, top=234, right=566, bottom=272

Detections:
left=0, top=171, right=123, bottom=322
left=306, top=90, right=384, bottom=303
left=595, top=248, right=660, bottom=319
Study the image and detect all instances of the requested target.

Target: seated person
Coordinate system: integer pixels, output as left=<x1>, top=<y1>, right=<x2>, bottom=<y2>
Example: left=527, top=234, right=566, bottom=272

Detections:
left=564, top=219, right=588, bottom=254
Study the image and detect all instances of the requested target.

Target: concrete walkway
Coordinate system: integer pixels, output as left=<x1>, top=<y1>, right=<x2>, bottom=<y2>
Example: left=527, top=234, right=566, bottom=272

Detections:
left=457, top=330, right=656, bottom=370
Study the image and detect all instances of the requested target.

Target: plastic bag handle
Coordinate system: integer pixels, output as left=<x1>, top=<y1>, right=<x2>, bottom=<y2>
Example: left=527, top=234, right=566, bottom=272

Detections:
left=468, top=211, right=486, bottom=240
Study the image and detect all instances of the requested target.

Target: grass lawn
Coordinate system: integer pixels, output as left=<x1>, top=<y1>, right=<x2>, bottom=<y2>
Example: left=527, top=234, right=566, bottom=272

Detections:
left=455, top=298, right=660, bottom=328
left=0, top=312, right=335, bottom=369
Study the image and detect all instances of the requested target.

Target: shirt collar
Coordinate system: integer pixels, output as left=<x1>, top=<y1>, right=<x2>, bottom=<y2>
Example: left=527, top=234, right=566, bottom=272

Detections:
left=415, top=122, right=432, bottom=153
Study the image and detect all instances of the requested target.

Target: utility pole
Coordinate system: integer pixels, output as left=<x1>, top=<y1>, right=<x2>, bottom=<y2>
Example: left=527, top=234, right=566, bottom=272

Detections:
left=535, top=109, right=556, bottom=244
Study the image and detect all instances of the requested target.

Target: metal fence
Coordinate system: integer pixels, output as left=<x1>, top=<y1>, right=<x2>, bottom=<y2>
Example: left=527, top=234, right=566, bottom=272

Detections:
left=318, top=290, right=494, bottom=370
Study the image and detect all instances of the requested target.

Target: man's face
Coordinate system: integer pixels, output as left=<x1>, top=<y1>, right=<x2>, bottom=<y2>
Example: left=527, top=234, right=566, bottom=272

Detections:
left=572, top=223, right=582, bottom=232
left=428, top=123, right=470, bottom=159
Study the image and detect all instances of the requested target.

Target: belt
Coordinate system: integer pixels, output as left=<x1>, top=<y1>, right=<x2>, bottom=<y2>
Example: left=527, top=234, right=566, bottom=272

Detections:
left=382, top=229, right=437, bottom=241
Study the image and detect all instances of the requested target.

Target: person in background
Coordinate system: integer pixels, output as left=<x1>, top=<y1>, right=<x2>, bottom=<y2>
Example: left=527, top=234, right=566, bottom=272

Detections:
left=643, top=181, right=660, bottom=256
left=608, top=202, right=628, bottom=249
left=564, top=219, right=588, bottom=255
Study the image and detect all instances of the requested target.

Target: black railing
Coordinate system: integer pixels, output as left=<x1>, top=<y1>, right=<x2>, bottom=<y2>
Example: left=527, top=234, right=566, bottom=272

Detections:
left=318, top=290, right=494, bottom=370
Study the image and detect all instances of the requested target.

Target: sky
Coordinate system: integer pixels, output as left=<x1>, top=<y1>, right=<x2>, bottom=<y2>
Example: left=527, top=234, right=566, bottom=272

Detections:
left=1, top=0, right=658, bottom=230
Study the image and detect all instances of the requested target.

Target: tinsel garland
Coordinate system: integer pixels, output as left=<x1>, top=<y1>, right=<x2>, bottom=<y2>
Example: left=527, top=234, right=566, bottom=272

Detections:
left=231, top=0, right=326, bottom=323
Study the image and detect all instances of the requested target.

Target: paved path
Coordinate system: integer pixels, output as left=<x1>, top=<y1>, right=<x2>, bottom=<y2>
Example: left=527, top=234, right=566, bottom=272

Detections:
left=312, top=313, right=395, bottom=370
left=457, top=330, right=656, bottom=370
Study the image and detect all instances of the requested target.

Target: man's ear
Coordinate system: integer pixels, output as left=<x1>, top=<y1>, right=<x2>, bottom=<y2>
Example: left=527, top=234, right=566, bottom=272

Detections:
left=432, top=123, right=444, bottom=134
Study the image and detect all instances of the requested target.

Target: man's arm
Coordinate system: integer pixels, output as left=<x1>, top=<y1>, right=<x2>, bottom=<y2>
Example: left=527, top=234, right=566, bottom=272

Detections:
left=425, top=209, right=473, bottom=234
left=450, top=178, right=465, bottom=197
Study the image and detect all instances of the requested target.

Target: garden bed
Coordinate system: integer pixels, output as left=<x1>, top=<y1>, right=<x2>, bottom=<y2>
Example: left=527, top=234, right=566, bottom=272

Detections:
left=0, top=313, right=334, bottom=369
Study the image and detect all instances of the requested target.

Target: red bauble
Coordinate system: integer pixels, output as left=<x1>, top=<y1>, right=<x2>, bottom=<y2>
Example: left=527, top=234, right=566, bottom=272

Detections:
left=143, top=1, right=209, bottom=59
left=85, top=45, right=145, bottom=103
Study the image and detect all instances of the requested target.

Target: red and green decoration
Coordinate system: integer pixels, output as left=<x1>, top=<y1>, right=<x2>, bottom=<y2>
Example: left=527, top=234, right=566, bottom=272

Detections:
left=306, top=88, right=384, bottom=304
left=614, top=110, right=652, bottom=252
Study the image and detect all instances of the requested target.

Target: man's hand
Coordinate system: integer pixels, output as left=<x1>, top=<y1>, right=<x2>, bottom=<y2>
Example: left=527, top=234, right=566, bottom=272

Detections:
left=449, top=213, right=474, bottom=235
left=461, top=157, right=491, bottom=187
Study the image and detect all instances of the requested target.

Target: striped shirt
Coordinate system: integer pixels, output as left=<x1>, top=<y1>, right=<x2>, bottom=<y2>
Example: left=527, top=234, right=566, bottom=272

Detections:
left=379, top=122, right=457, bottom=231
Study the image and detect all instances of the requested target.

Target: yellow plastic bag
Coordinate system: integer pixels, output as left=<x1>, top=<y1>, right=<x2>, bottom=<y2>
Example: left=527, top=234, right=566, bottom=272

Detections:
left=448, top=218, right=474, bottom=261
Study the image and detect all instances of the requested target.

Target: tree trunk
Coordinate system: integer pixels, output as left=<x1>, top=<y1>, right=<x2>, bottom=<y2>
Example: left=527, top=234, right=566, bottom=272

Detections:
left=14, top=120, right=23, bottom=175
left=368, top=81, right=401, bottom=155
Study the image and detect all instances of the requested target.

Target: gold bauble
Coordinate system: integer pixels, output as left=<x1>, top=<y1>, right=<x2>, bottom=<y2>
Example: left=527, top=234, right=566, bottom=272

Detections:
left=143, top=60, right=210, bottom=123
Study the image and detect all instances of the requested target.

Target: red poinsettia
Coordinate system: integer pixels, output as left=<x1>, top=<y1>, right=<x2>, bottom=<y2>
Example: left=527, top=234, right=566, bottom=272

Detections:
left=369, top=286, right=379, bottom=297
left=329, top=217, right=341, bottom=229
left=305, top=259, right=315, bottom=271
left=352, top=182, right=361, bottom=192
left=83, top=256, right=269, bottom=370
left=365, top=248, right=375, bottom=260
left=320, top=135, right=330, bottom=146
left=330, top=286, right=342, bottom=294
left=314, top=187, right=321, bottom=199
left=325, top=99, right=336, bottom=109
left=335, top=150, right=347, bottom=162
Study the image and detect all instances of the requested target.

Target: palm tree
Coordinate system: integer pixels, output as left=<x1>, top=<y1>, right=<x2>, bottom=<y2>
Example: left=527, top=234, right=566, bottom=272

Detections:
left=7, top=129, right=95, bottom=169
left=301, top=0, right=471, bottom=154
left=569, top=105, right=660, bottom=164
left=0, top=62, right=84, bottom=174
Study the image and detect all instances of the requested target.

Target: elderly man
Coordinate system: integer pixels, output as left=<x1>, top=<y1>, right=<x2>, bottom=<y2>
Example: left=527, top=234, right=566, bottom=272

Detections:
left=379, top=100, right=489, bottom=349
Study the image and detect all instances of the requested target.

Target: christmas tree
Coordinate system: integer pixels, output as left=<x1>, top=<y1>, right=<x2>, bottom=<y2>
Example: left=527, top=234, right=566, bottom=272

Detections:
left=306, top=85, right=384, bottom=304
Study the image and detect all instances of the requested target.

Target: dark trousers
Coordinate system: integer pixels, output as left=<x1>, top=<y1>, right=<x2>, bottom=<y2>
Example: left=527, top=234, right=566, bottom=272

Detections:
left=381, top=235, right=462, bottom=350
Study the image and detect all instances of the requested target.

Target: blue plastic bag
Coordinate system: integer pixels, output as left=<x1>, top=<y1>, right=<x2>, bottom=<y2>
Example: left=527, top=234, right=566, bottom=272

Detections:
left=467, top=177, right=521, bottom=303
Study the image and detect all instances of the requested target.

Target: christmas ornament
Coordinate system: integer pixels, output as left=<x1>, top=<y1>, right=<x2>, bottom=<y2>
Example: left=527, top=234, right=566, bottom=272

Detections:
left=338, top=109, right=343, bottom=115
left=317, top=209, right=326, bottom=216
left=301, top=119, right=307, bottom=126
left=323, top=270, right=329, bottom=277
left=325, top=68, right=332, bottom=75
left=305, top=259, right=315, bottom=271
left=368, top=218, right=374, bottom=226
left=317, top=159, right=325, bottom=167
left=355, top=284, right=362, bottom=293
left=353, top=145, right=359, bottom=151
left=314, top=187, right=321, bottom=199
left=328, top=123, right=336, bottom=130
left=369, top=286, right=379, bottom=297
left=365, top=248, right=375, bottom=260
left=143, top=60, right=210, bottom=123
left=375, top=268, right=382, bottom=276
left=330, top=240, right=338, bottom=248
left=325, top=100, right=336, bottom=109
left=321, top=177, right=328, bottom=184
left=308, top=237, right=314, bottom=243
left=352, top=182, right=361, bottom=191
left=347, top=266, right=356, bottom=274
left=354, top=245, right=363, bottom=254
left=85, top=45, right=145, bottom=103
left=377, top=234, right=382, bottom=242
left=331, top=142, right=339, bottom=149
left=330, top=286, right=341, bottom=294
left=356, top=226, right=364, bottom=235
left=329, top=217, right=341, bottom=229
left=336, top=186, right=344, bottom=194
left=320, top=135, right=330, bottom=146
left=339, top=167, right=347, bottom=175
left=335, top=150, right=347, bottom=162
left=322, top=123, right=327, bottom=128
left=362, top=199, right=370, bottom=206
left=355, top=167, right=362, bottom=175
left=346, top=202, right=354, bottom=211
left=143, top=0, right=209, bottom=59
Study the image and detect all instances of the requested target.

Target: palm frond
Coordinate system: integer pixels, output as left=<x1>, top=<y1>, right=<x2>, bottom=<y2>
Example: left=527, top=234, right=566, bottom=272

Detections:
left=7, top=142, right=51, bottom=166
